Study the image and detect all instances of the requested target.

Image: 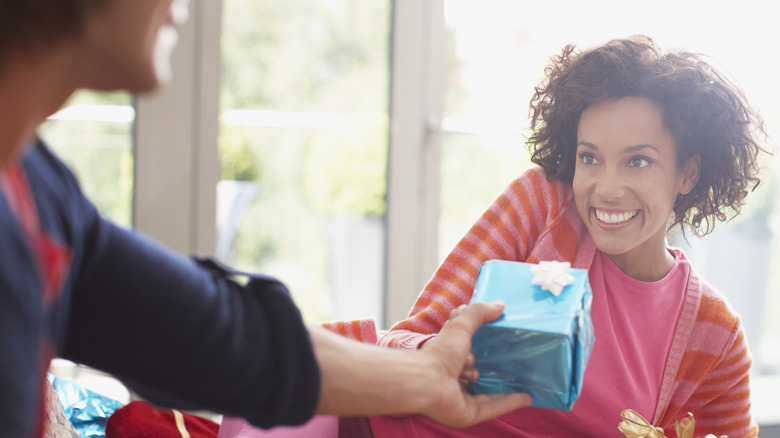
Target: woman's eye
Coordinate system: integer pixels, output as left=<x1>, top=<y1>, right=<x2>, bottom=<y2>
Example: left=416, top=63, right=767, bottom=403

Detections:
left=628, top=157, right=650, bottom=168
left=579, top=153, right=599, bottom=165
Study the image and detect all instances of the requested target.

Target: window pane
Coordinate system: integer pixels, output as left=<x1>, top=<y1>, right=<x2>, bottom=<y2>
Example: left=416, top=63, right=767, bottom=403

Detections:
left=441, top=0, right=780, bottom=426
left=39, top=91, right=134, bottom=228
left=220, top=0, right=390, bottom=324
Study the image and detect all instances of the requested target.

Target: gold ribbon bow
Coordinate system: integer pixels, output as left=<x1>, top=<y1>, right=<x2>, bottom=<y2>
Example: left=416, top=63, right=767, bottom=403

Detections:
left=618, top=409, right=667, bottom=438
left=617, top=409, right=728, bottom=438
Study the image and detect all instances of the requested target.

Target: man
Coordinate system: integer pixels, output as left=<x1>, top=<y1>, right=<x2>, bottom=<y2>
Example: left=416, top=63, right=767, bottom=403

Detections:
left=0, top=1, right=530, bottom=436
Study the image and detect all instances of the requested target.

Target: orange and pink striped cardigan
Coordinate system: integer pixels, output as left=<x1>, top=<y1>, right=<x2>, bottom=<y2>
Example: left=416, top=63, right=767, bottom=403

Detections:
left=374, top=166, right=757, bottom=437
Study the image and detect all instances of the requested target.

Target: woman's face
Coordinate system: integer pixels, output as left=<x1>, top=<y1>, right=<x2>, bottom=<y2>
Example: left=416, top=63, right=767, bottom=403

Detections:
left=572, top=97, right=699, bottom=275
left=78, top=0, right=190, bottom=92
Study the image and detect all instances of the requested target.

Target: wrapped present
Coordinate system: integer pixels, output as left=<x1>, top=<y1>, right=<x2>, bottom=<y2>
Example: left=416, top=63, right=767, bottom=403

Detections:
left=106, top=401, right=219, bottom=438
left=43, top=378, right=80, bottom=438
left=467, top=260, right=594, bottom=411
left=47, top=374, right=125, bottom=438
left=617, top=409, right=728, bottom=438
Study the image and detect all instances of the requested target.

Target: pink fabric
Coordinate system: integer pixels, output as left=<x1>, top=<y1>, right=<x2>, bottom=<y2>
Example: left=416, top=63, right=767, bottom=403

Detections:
left=217, top=416, right=337, bottom=438
left=587, top=249, right=688, bottom=420
left=217, top=319, right=378, bottom=438
left=367, top=249, right=690, bottom=438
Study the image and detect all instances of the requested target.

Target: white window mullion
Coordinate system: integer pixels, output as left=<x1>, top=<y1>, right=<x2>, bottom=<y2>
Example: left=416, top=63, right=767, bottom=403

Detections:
left=133, top=0, right=220, bottom=257
left=191, top=0, right=222, bottom=256
left=384, top=0, right=446, bottom=326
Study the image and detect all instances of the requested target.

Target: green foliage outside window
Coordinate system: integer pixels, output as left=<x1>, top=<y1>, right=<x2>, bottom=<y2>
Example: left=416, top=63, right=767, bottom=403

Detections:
left=39, top=91, right=134, bottom=228
left=219, top=125, right=260, bottom=182
left=303, top=115, right=388, bottom=218
left=220, top=0, right=391, bottom=322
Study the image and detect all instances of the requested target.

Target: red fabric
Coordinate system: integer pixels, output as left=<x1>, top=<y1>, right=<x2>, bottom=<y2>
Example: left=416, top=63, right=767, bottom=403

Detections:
left=0, top=165, right=71, bottom=303
left=2, top=165, right=72, bottom=438
left=106, top=401, right=219, bottom=438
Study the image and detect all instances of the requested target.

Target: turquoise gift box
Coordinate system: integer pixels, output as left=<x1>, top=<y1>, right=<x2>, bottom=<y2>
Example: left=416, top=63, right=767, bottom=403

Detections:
left=468, top=259, right=594, bottom=411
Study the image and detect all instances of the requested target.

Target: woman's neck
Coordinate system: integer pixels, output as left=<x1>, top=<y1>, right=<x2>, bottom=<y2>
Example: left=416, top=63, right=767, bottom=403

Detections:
left=604, top=243, right=675, bottom=282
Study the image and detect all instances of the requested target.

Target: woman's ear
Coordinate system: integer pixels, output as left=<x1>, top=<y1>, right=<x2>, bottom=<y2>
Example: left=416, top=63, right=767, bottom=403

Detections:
left=679, top=154, right=701, bottom=195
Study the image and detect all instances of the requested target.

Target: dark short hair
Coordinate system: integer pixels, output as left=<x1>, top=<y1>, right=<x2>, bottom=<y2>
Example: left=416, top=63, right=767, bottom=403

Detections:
left=0, top=0, right=108, bottom=58
left=527, top=35, right=770, bottom=236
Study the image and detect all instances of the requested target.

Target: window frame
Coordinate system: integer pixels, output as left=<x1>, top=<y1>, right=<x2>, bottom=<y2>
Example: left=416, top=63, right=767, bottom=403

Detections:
left=135, top=0, right=448, bottom=326
left=133, top=0, right=221, bottom=257
left=384, top=0, right=446, bottom=325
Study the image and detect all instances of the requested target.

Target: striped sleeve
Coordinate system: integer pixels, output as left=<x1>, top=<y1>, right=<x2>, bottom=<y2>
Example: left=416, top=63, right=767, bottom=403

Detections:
left=320, top=318, right=379, bottom=345
left=660, top=292, right=757, bottom=437
left=378, top=167, right=572, bottom=349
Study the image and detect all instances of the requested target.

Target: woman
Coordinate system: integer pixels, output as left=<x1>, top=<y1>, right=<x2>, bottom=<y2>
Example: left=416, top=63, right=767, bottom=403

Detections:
left=356, top=36, right=769, bottom=437
left=0, top=1, right=530, bottom=436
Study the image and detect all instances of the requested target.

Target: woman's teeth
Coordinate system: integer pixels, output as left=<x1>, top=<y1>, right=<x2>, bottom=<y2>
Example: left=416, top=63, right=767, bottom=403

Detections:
left=595, top=209, right=637, bottom=224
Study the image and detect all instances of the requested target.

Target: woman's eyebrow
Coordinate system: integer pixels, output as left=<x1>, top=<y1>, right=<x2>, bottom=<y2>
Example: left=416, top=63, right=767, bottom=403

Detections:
left=576, top=141, right=660, bottom=154
left=625, top=143, right=660, bottom=154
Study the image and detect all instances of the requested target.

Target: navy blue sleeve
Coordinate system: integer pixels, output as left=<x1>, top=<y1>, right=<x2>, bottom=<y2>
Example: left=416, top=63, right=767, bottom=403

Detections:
left=20, top=141, right=322, bottom=428
left=62, top=222, right=321, bottom=427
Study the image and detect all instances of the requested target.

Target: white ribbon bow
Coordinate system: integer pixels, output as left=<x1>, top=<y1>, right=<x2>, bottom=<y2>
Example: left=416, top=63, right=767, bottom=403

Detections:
left=530, top=261, right=574, bottom=297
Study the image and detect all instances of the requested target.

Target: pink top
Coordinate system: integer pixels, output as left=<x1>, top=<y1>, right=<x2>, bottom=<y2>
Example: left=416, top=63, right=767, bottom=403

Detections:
left=368, top=249, right=689, bottom=437
left=375, top=168, right=755, bottom=436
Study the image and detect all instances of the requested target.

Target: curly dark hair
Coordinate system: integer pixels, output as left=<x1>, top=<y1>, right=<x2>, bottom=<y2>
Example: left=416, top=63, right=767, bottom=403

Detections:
left=527, top=35, right=770, bottom=236
left=0, top=0, right=110, bottom=58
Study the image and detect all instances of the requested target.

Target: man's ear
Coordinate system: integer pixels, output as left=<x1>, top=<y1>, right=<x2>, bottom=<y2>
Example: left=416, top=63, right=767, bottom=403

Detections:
left=679, top=154, right=701, bottom=195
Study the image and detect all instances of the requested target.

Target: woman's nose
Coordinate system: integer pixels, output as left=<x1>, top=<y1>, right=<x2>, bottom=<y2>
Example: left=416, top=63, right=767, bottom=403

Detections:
left=594, top=167, right=625, bottom=201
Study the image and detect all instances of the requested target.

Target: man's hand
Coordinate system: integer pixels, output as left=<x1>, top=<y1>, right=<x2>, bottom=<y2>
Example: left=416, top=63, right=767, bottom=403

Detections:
left=312, top=301, right=530, bottom=428
left=417, top=302, right=532, bottom=427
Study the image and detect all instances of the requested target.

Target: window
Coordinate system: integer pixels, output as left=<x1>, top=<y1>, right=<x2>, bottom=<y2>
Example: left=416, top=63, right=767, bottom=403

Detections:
left=39, top=91, right=134, bottom=228
left=219, top=0, right=391, bottom=324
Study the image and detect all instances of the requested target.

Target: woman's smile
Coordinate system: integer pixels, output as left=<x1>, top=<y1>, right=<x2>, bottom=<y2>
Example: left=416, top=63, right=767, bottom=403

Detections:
left=593, top=208, right=640, bottom=225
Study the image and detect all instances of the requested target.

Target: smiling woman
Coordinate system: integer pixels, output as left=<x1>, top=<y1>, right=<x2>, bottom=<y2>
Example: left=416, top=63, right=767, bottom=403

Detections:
left=573, top=97, right=701, bottom=281
left=364, top=36, right=769, bottom=438
left=435, top=3, right=780, bottom=431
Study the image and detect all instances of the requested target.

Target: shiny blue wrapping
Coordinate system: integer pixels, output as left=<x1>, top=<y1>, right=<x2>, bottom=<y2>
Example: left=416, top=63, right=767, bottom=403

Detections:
left=48, top=374, right=125, bottom=438
left=468, top=260, right=594, bottom=411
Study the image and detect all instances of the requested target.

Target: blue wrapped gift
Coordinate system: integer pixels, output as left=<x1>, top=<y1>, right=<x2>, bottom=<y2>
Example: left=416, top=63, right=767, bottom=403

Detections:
left=468, top=260, right=594, bottom=411
left=48, top=374, right=125, bottom=438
